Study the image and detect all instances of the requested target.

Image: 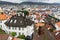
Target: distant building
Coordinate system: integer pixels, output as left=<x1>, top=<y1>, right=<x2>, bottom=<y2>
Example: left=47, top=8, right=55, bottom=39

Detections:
left=55, top=22, right=60, bottom=31
left=0, top=13, right=11, bottom=32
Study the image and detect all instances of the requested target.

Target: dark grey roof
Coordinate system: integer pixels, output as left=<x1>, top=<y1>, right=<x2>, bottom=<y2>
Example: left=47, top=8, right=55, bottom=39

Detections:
left=5, top=14, right=34, bottom=27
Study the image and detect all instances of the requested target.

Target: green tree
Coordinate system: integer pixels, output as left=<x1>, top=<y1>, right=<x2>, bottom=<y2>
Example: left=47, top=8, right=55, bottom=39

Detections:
left=17, top=10, right=29, bottom=16
left=0, top=28, right=6, bottom=34
left=11, top=32, right=16, bottom=37
left=17, top=34, right=26, bottom=39
left=23, top=10, right=29, bottom=16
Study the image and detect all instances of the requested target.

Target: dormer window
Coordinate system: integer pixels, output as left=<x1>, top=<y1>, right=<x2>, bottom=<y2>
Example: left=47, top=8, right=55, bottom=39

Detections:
left=14, top=20, right=17, bottom=23
left=10, top=20, right=13, bottom=23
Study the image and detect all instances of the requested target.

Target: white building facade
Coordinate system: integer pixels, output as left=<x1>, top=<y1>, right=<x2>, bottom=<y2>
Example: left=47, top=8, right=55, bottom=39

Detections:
left=0, top=20, right=34, bottom=37
left=6, top=24, right=34, bottom=37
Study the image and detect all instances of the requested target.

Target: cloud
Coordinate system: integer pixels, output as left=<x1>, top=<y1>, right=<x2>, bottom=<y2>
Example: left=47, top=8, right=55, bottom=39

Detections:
left=0, top=0, right=60, bottom=3
left=0, top=0, right=23, bottom=3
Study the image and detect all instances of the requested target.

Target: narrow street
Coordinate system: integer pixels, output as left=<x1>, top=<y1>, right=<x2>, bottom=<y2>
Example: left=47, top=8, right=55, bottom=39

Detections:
left=33, top=26, right=56, bottom=40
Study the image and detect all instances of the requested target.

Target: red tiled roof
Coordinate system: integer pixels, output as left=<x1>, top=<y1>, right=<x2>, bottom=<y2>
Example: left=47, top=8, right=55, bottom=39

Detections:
left=56, top=22, right=60, bottom=27
left=0, top=34, right=9, bottom=40
left=53, top=30, right=60, bottom=40
left=35, top=22, right=45, bottom=27
left=45, top=24, right=53, bottom=29
left=12, top=37, right=20, bottom=40
left=0, top=13, right=7, bottom=20
left=0, top=13, right=11, bottom=20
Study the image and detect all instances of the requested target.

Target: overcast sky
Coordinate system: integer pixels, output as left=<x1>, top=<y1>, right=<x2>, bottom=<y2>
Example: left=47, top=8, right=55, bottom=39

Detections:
left=0, top=0, right=60, bottom=3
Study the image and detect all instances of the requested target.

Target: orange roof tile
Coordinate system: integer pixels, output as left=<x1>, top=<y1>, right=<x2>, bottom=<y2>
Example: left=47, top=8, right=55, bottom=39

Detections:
left=12, top=37, right=20, bottom=40
left=0, top=13, right=7, bottom=20
left=0, top=13, right=11, bottom=20
left=45, top=24, right=53, bottom=29
left=35, top=13, right=41, bottom=20
left=56, top=22, right=60, bottom=27
left=6, top=15, right=12, bottom=20
left=35, top=22, right=45, bottom=27
left=0, top=34, right=9, bottom=40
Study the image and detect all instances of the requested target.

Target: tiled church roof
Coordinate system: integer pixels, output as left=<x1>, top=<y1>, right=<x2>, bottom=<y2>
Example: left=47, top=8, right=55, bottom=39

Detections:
left=5, top=14, right=34, bottom=27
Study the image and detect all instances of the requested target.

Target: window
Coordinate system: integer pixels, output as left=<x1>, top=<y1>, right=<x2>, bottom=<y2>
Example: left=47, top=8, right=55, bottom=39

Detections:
left=12, top=27, right=15, bottom=30
left=15, top=27, right=17, bottom=30
left=14, top=20, right=17, bottom=23
left=10, top=20, right=13, bottom=23
left=19, top=27, right=20, bottom=30
left=9, top=27, right=10, bottom=29
left=22, top=33, right=24, bottom=35
left=19, top=33, right=20, bottom=35
left=22, top=28, right=24, bottom=30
